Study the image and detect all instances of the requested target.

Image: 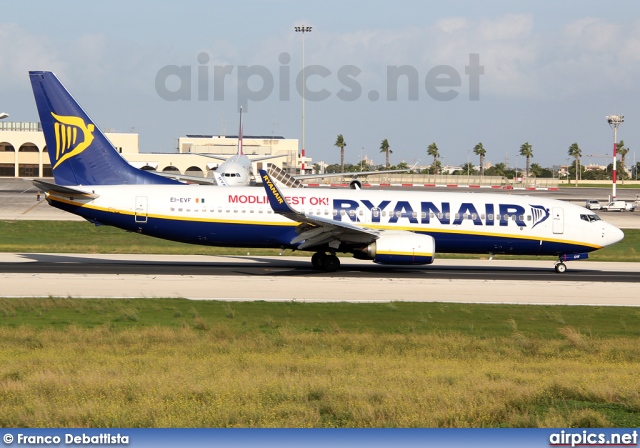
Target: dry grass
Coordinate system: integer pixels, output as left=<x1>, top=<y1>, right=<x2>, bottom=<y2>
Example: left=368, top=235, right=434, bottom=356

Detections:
left=1, top=325, right=639, bottom=427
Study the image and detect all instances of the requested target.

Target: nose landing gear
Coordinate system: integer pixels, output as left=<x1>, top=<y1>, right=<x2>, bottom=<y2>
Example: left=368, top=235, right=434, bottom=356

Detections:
left=554, top=253, right=589, bottom=273
left=554, top=261, right=567, bottom=273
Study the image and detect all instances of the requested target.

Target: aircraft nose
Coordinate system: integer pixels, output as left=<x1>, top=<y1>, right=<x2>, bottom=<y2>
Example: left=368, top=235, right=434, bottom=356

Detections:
left=604, top=224, right=624, bottom=247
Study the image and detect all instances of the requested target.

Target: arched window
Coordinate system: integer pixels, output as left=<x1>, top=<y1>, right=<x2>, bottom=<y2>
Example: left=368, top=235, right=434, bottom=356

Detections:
left=185, top=166, right=204, bottom=177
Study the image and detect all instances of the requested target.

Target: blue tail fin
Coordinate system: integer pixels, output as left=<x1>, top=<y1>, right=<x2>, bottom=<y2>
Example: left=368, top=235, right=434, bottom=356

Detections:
left=29, top=71, right=178, bottom=186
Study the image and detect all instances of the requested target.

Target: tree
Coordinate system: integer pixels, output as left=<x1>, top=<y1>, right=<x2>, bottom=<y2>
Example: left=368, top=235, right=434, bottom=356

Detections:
left=568, top=142, right=582, bottom=186
left=379, top=139, right=392, bottom=168
left=427, top=142, right=440, bottom=175
left=473, top=142, right=486, bottom=176
left=529, top=163, right=543, bottom=178
left=519, top=142, right=533, bottom=178
left=460, top=162, right=477, bottom=176
left=617, top=140, right=629, bottom=185
left=334, top=134, right=346, bottom=173
left=607, top=161, right=628, bottom=181
left=489, top=162, right=507, bottom=177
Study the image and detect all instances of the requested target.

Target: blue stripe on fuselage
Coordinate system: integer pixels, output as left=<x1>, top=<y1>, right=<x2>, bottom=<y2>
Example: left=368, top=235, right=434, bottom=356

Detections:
left=51, top=198, right=595, bottom=256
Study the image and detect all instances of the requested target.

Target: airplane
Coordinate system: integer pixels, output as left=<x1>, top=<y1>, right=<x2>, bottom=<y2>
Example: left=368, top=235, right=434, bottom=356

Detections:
left=160, top=107, right=413, bottom=189
left=29, top=71, right=624, bottom=273
left=167, top=107, right=288, bottom=187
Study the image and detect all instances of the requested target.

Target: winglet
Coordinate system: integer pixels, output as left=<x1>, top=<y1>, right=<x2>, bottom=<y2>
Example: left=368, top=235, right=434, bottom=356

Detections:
left=259, top=169, right=295, bottom=215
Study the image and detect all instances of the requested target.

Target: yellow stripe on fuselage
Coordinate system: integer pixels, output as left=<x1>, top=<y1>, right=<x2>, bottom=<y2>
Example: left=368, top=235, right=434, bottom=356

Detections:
left=47, top=194, right=602, bottom=249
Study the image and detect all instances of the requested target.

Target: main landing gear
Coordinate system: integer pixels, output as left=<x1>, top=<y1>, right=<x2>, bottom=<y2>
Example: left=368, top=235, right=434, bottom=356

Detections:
left=311, top=251, right=341, bottom=272
left=554, top=261, right=567, bottom=273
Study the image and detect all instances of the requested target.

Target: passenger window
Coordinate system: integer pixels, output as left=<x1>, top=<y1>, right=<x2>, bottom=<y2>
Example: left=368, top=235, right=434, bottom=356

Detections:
left=445, top=213, right=450, bottom=220
left=412, top=212, right=418, bottom=218
left=438, top=213, right=443, bottom=219
left=333, top=210, right=338, bottom=216
left=348, top=210, right=355, bottom=217
left=472, top=213, right=477, bottom=220
left=373, top=210, right=380, bottom=217
left=488, top=214, right=494, bottom=220
left=421, top=212, right=426, bottom=219
left=455, top=213, right=460, bottom=220
left=340, top=210, right=346, bottom=216
left=396, top=211, right=402, bottom=218
left=527, top=215, right=531, bottom=221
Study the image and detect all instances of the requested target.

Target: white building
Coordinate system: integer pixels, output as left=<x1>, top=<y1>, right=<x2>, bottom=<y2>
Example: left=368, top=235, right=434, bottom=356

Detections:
left=0, top=122, right=308, bottom=178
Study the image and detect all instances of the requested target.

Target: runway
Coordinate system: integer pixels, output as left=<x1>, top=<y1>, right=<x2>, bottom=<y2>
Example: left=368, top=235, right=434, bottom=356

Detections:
left=1, top=253, right=638, bottom=306
left=1, top=179, right=639, bottom=306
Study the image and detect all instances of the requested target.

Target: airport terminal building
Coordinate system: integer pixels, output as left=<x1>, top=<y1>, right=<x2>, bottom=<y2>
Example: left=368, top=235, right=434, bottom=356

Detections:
left=0, top=121, right=309, bottom=179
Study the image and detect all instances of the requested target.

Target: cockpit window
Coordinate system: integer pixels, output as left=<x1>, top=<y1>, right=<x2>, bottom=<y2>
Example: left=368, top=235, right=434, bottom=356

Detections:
left=580, top=214, right=601, bottom=222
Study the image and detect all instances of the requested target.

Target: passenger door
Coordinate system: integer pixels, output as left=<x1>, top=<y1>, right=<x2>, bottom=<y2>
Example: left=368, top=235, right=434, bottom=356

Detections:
left=552, top=207, right=563, bottom=234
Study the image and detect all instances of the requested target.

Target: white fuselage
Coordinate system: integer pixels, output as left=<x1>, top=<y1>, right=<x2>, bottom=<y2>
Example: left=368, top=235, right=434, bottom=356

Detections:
left=48, top=185, right=623, bottom=256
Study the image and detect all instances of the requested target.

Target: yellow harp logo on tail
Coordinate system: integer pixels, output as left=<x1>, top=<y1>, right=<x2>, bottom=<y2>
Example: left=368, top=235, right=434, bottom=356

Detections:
left=51, top=112, right=95, bottom=169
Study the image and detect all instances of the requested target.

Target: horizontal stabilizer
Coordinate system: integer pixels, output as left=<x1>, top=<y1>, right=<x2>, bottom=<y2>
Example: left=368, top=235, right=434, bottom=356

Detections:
left=30, top=179, right=99, bottom=198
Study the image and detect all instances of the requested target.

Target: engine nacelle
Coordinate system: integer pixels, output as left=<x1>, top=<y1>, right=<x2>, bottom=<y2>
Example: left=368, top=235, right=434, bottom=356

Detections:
left=358, top=233, right=436, bottom=265
left=349, top=179, right=362, bottom=190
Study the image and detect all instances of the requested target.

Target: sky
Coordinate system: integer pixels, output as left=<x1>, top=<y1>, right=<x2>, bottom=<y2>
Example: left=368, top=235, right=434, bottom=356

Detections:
left=1, top=0, right=640, bottom=169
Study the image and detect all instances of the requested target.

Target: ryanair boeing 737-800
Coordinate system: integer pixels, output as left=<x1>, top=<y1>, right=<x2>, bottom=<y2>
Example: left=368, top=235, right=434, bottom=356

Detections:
left=29, top=71, right=624, bottom=272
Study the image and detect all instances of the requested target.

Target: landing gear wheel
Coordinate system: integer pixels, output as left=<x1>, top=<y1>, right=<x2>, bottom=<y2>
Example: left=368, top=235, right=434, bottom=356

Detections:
left=311, top=252, right=325, bottom=270
left=554, top=262, right=567, bottom=273
left=322, top=254, right=340, bottom=272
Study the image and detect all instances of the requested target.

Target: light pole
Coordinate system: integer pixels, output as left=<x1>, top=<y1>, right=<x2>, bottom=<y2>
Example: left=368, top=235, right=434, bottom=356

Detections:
left=467, top=149, right=470, bottom=184
left=295, top=25, right=312, bottom=174
left=606, top=114, right=624, bottom=200
left=360, top=147, right=364, bottom=172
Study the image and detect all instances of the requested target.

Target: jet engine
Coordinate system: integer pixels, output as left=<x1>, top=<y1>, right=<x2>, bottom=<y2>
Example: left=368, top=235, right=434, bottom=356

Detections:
left=356, top=233, right=435, bottom=265
left=349, top=179, right=363, bottom=190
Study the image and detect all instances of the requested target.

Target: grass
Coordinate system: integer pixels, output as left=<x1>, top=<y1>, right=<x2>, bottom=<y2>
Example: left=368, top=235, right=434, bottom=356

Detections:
left=0, top=221, right=638, bottom=262
left=1, top=222, right=639, bottom=427
left=1, top=299, right=640, bottom=427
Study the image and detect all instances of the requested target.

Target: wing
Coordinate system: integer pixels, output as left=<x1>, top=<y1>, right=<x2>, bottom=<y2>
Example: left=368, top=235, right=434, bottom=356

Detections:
left=292, top=162, right=419, bottom=181
left=151, top=171, right=218, bottom=185
left=259, top=170, right=379, bottom=250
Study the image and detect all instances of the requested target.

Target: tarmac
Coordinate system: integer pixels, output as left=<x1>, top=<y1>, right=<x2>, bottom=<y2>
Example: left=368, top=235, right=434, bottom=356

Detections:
left=0, top=255, right=638, bottom=305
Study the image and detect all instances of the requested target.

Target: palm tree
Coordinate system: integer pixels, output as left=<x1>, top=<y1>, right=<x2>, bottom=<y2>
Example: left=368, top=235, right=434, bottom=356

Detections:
left=493, top=162, right=507, bottom=177
left=473, top=142, right=486, bottom=176
left=379, top=139, right=392, bottom=168
left=427, top=142, right=440, bottom=175
left=568, top=142, right=582, bottom=186
left=617, top=140, right=629, bottom=185
left=519, top=142, right=533, bottom=178
left=530, top=163, right=543, bottom=178
left=334, top=134, right=346, bottom=173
